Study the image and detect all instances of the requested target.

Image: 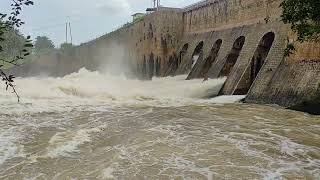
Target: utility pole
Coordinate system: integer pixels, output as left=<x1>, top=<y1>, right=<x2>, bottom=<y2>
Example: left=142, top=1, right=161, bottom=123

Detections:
left=65, top=22, right=68, bottom=43
left=153, top=0, right=156, bottom=8
left=69, top=22, right=73, bottom=44
left=152, top=0, right=160, bottom=9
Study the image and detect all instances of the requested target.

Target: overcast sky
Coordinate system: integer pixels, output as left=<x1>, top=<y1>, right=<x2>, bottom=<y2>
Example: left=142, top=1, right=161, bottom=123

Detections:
left=0, top=0, right=199, bottom=47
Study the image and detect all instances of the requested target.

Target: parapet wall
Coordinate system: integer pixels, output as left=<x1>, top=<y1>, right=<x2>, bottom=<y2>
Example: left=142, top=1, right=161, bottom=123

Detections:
left=183, top=0, right=282, bottom=34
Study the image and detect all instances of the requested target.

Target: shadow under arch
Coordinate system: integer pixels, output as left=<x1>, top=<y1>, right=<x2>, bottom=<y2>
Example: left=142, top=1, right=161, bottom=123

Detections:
left=187, top=39, right=222, bottom=80
left=190, top=41, right=204, bottom=70
left=148, top=53, right=155, bottom=79
left=155, top=58, right=161, bottom=77
left=142, top=55, right=147, bottom=78
left=234, top=32, right=275, bottom=95
left=218, top=36, right=246, bottom=77
left=199, top=39, right=222, bottom=78
left=179, top=43, right=189, bottom=66
left=166, top=43, right=189, bottom=76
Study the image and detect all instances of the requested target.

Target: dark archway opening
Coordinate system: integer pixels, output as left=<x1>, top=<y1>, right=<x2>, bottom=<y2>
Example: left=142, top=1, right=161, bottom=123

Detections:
left=191, top=41, right=204, bottom=70
left=250, top=32, right=275, bottom=83
left=179, top=43, right=189, bottom=66
left=218, top=36, right=245, bottom=77
left=142, top=55, right=147, bottom=79
left=234, top=32, right=275, bottom=95
left=199, top=39, right=222, bottom=78
left=167, top=43, right=188, bottom=76
left=155, top=58, right=161, bottom=77
left=148, top=53, right=155, bottom=79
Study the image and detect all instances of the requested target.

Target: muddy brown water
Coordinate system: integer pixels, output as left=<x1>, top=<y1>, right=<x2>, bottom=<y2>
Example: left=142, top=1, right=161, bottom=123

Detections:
left=0, top=69, right=319, bottom=179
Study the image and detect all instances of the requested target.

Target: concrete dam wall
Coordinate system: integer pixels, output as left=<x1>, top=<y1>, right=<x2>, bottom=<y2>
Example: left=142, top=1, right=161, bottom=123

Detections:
left=10, top=0, right=320, bottom=113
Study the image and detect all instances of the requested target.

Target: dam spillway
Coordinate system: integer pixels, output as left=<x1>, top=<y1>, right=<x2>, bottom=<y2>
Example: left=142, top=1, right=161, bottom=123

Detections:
left=8, top=0, right=320, bottom=113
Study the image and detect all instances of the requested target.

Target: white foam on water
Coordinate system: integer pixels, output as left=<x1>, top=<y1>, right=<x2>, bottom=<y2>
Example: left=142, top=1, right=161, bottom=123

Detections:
left=163, top=155, right=216, bottom=179
left=280, top=140, right=307, bottom=157
left=46, top=124, right=107, bottom=158
left=0, top=128, right=25, bottom=167
left=192, top=55, right=199, bottom=68
left=101, top=167, right=115, bottom=179
left=207, top=95, right=246, bottom=104
left=0, top=68, right=232, bottom=166
left=0, top=68, right=229, bottom=114
left=0, top=68, right=318, bottom=179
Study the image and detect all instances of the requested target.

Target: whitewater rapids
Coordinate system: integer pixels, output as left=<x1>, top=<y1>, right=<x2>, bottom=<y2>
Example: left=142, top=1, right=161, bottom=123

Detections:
left=0, top=68, right=319, bottom=179
left=0, top=68, right=238, bottom=115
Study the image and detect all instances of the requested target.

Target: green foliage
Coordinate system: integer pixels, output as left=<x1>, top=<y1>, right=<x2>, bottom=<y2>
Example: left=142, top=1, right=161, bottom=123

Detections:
left=0, top=0, right=34, bottom=102
left=34, top=36, right=55, bottom=54
left=0, top=28, right=31, bottom=67
left=133, top=16, right=145, bottom=23
left=284, top=42, right=296, bottom=57
left=281, top=0, right=320, bottom=42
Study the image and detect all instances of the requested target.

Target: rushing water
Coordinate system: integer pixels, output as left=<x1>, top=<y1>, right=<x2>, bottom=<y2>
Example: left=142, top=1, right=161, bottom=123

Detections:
left=0, top=68, right=319, bottom=180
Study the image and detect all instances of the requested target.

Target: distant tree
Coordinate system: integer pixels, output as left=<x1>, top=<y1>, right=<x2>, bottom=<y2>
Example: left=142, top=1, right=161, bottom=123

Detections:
left=0, top=28, right=28, bottom=63
left=34, top=36, right=55, bottom=54
left=281, top=0, right=320, bottom=55
left=60, top=42, right=73, bottom=50
left=0, top=0, right=34, bottom=101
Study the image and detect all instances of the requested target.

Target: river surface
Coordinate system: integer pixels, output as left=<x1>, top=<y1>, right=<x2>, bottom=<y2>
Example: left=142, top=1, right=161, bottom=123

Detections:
left=0, top=69, right=319, bottom=180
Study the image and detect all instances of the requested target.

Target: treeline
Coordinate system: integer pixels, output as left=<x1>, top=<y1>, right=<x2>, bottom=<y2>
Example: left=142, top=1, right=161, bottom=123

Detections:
left=0, top=26, right=32, bottom=68
left=0, top=28, right=74, bottom=69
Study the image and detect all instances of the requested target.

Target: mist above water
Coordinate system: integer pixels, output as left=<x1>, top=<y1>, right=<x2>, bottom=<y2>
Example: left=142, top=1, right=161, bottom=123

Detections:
left=0, top=68, right=237, bottom=115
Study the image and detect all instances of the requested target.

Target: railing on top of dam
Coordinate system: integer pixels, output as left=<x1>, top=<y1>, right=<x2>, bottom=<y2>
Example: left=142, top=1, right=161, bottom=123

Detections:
left=183, top=0, right=214, bottom=11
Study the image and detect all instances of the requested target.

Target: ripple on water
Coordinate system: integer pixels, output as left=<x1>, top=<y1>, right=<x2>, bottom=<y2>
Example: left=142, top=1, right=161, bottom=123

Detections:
left=0, top=71, right=319, bottom=179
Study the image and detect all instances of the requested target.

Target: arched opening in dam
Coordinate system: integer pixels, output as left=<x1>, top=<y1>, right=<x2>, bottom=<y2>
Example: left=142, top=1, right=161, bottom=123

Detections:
left=155, top=58, right=161, bottom=76
left=148, top=53, right=155, bottom=79
left=179, top=43, right=189, bottom=66
left=250, top=32, right=275, bottom=79
left=167, top=43, right=189, bottom=76
left=234, top=32, right=275, bottom=95
left=142, top=55, right=147, bottom=78
left=218, top=36, right=245, bottom=77
left=191, top=41, right=204, bottom=70
left=199, top=39, right=223, bottom=78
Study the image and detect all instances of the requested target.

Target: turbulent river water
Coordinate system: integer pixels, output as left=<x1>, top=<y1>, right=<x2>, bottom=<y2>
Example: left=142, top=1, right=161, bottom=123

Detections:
left=0, top=68, right=319, bottom=180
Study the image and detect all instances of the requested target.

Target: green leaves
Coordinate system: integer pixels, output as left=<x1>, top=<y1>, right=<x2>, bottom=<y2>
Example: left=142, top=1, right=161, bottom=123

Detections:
left=0, top=13, right=7, bottom=19
left=0, top=0, right=33, bottom=102
left=24, top=1, right=34, bottom=6
left=281, top=0, right=320, bottom=42
left=34, top=36, right=55, bottom=54
left=284, top=43, right=296, bottom=57
left=24, top=43, right=33, bottom=47
left=281, top=0, right=320, bottom=57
